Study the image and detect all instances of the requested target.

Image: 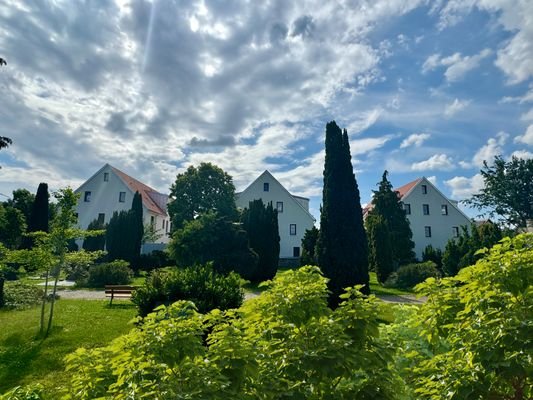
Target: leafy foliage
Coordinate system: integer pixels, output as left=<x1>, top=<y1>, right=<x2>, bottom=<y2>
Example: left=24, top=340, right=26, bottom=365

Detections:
left=368, top=171, right=415, bottom=266
left=132, top=263, right=244, bottom=316
left=0, top=207, right=26, bottom=249
left=465, top=155, right=533, bottom=227
left=168, top=211, right=258, bottom=280
left=168, top=163, right=238, bottom=230
left=366, top=213, right=394, bottom=283
left=384, top=261, right=440, bottom=289
left=86, top=260, right=133, bottom=288
left=317, top=121, right=369, bottom=305
left=300, top=226, right=319, bottom=266
left=81, top=219, right=106, bottom=251
left=64, top=266, right=402, bottom=399
left=241, top=199, right=280, bottom=282
left=421, top=245, right=442, bottom=271
left=105, top=210, right=136, bottom=264
left=401, top=234, right=533, bottom=399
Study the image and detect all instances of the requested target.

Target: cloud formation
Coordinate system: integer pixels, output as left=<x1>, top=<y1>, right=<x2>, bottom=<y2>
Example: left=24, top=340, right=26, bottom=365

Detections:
left=422, top=49, right=491, bottom=82
left=444, top=98, right=471, bottom=117
left=400, top=133, right=430, bottom=148
left=411, top=154, right=455, bottom=171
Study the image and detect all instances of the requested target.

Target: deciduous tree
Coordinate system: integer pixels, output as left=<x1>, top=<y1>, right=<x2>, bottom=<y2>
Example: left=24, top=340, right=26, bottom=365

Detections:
left=316, top=121, right=369, bottom=306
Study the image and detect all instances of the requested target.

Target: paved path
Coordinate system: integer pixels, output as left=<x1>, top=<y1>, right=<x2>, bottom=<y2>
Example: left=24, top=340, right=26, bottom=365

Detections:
left=56, top=289, right=425, bottom=304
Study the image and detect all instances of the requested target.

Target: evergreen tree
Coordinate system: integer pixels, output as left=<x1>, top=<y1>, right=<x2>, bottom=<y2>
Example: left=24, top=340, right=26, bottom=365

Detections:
left=422, top=244, right=443, bottom=271
left=83, top=219, right=106, bottom=251
left=23, top=183, right=49, bottom=248
left=131, top=191, right=144, bottom=266
left=300, top=226, right=319, bottom=266
left=365, top=213, right=394, bottom=283
left=106, top=210, right=135, bottom=263
left=0, top=207, right=26, bottom=249
left=241, top=200, right=280, bottom=282
left=369, top=171, right=415, bottom=266
left=316, top=121, right=369, bottom=306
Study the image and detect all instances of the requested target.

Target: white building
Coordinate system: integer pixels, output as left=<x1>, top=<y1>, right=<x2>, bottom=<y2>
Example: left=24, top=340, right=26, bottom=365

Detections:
left=75, top=164, right=171, bottom=251
left=364, top=177, right=472, bottom=259
left=236, top=171, right=316, bottom=260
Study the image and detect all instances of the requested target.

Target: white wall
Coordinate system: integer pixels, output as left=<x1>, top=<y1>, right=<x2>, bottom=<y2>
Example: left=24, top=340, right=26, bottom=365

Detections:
left=75, top=165, right=170, bottom=246
left=403, top=179, right=472, bottom=259
left=236, top=172, right=315, bottom=258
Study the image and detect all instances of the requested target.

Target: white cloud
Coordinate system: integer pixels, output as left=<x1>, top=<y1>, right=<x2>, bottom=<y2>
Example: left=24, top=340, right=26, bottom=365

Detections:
left=437, top=1, right=533, bottom=84
left=445, top=98, right=471, bottom=117
left=511, top=149, right=533, bottom=159
left=346, top=108, right=382, bottom=135
left=411, top=154, right=455, bottom=171
left=472, top=132, right=508, bottom=167
left=421, top=49, right=491, bottom=81
left=445, top=173, right=485, bottom=199
left=514, top=124, right=533, bottom=146
left=427, top=175, right=437, bottom=185
left=400, top=133, right=430, bottom=148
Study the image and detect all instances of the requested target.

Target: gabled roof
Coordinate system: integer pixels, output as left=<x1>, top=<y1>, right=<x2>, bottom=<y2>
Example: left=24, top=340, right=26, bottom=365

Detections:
left=110, top=166, right=168, bottom=216
left=394, top=178, right=422, bottom=199
left=237, top=170, right=316, bottom=222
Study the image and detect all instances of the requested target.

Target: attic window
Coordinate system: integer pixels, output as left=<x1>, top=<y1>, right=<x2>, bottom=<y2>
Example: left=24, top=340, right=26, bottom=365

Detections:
left=290, top=224, right=297, bottom=235
left=103, top=172, right=109, bottom=182
left=264, top=182, right=269, bottom=192
left=276, top=201, right=283, bottom=213
left=84, top=191, right=91, bottom=202
left=119, top=192, right=126, bottom=202
left=421, top=184, right=427, bottom=194
left=404, top=203, right=411, bottom=215
left=441, top=205, right=448, bottom=215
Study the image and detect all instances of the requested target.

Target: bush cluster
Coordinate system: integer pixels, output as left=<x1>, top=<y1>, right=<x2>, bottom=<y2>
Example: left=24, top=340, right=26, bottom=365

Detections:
left=132, top=263, right=244, bottom=316
left=385, top=261, right=440, bottom=289
left=85, top=260, right=133, bottom=288
left=3, top=281, right=43, bottom=309
left=137, top=250, right=172, bottom=271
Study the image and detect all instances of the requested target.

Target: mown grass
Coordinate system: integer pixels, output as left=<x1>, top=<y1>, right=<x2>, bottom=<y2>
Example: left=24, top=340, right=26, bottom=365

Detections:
left=368, top=272, right=414, bottom=296
left=0, top=299, right=136, bottom=394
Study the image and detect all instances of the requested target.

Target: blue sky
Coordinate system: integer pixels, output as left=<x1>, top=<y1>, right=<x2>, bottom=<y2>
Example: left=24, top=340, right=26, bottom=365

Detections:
left=0, top=0, right=532, bottom=222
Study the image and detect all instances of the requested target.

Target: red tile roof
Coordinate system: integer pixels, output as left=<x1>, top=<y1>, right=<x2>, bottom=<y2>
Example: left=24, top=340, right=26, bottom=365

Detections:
left=112, top=166, right=168, bottom=216
left=363, top=178, right=421, bottom=218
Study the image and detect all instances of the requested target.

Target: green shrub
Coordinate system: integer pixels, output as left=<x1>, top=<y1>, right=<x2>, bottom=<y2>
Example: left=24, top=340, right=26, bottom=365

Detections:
left=86, top=260, right=133, bottom=288
left=3, top=281, right=43, bottom=309
left=138, top=250, right=171, bottom=271
left=385, top=261, right=440, bottom=289
left=132, top=263, right=244, bottom=316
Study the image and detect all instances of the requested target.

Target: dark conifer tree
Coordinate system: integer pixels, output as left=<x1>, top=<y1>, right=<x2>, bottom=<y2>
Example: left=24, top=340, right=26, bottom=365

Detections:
left=300, top=226, right=319, bottom=266
left=131, top=191, right=144, bottom=267
left=23, top=183, right=49, bottom=248
left=106, top=210, right=135, bottom=263
left=241, top=199, right=280, bottom=282
left=370, top=171, right=415, bottom=266
left=83, top=219, right=106, bottom=251
left=316, top=121, right=369, bottom=307
left=366, top=213, right=394, bottom=283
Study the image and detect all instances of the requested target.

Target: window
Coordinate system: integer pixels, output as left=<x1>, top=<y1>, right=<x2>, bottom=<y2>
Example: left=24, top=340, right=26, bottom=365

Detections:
left=84, top=191, right=91, bottom=202
left=162, top=219, right=165, bottom=229
left=441, top=204, right=448, bottom=215
left=103, top=172, right=109, bottom=182
left=423, top=204, right=430, bottom=215
left=98, top=213, right=105, bottom=224
left=425, top=226, right=432, bottom=237
left=263, top=182, right=269, bottom=192
left=293, top=247, right=300, bottom=257
left=422, top=184, right=427, bottom=194
left=119, top=192, right=126, bottom=202
left=452, top=226, right=459, bottom=237
left=276, top=201, right=283, bottom=213
left=150, top=216, right=155, bottom=226
left=166, top=220, right=169, bottom=233
left=404, top=203, right=411, bottom=215
left=290, top=224, right=297, bottom=235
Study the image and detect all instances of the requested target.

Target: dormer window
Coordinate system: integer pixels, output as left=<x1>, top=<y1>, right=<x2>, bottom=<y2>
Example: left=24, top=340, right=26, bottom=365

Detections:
left=264, top=182, right=269, bottom=192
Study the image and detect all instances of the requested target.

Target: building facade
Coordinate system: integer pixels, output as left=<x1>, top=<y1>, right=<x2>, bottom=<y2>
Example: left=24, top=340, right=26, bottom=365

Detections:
left=236, top=171, right=316, bottom=260
left=75, top=164, right=170, bottom=251
left=365, top=177, right=472, bottom=259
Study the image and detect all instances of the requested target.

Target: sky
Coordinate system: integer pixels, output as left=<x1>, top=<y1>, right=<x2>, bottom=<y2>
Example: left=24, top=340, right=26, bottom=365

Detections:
left=1, top=0, right=532, bottom=222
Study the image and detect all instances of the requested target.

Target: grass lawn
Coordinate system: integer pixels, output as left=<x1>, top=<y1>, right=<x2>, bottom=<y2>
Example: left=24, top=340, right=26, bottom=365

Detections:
left=368, top=272, right=413, bottom=296
left=0, top=299, right=137, bottom=394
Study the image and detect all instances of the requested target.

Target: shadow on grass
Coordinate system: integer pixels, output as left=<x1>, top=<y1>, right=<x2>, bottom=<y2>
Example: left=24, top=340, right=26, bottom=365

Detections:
left=105, top=302, right=136, bottom=310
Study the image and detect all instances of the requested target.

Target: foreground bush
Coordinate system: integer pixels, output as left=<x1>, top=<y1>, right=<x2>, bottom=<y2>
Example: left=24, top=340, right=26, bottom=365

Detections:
left=132, top=263, right=243, bottom=316
left=64, top=267, right=402, bottom=399
left=385, top=261, right=440, bottom=289
left=3, top=282, right=43, bottom=309
left=86, top=260, right=132, bottom=288
left=393, top=234, right=533, bottom=399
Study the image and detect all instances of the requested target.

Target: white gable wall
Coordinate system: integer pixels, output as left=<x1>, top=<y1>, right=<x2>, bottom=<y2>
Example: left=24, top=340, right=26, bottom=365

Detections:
left=236, top=172, right=315, bottom=258
left=75, top=165, right=170, bottom=247
left=402, top=178, right=472, bottom=258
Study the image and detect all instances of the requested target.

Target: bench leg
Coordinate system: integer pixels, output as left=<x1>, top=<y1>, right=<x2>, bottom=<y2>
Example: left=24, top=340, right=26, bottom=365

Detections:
left=110, top=292, right=114, bottom=306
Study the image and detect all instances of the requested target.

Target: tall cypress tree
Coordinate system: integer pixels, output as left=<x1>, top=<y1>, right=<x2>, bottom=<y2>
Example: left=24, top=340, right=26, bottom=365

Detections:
left=300, top=226, right=319, bottom=266
left=23, top=183, right=49, bottom=248
left=106, top=210, right=135, bottom=263
left=83, top=219, right=106, bottom=251
left=316, top=121, right=369, bottom=307
left=241, top=199, right=280, bottom=282
left=370, top=171, right=415, bottom=266
left=366, top=213, right=394, bottom=283
left=131, top=191, right=144, bottom=266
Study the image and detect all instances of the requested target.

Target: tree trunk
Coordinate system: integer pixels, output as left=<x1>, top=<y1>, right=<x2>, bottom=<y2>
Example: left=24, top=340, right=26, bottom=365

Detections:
left=0, top=276, right=4, bottom=308
left=39, top=268, right=50, bottom=335
left=45, top=262, right=61, bottom=337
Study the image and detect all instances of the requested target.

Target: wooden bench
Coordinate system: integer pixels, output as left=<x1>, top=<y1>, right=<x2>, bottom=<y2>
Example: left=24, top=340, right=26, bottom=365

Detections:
left=105, top=285, right=137, bottom=305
